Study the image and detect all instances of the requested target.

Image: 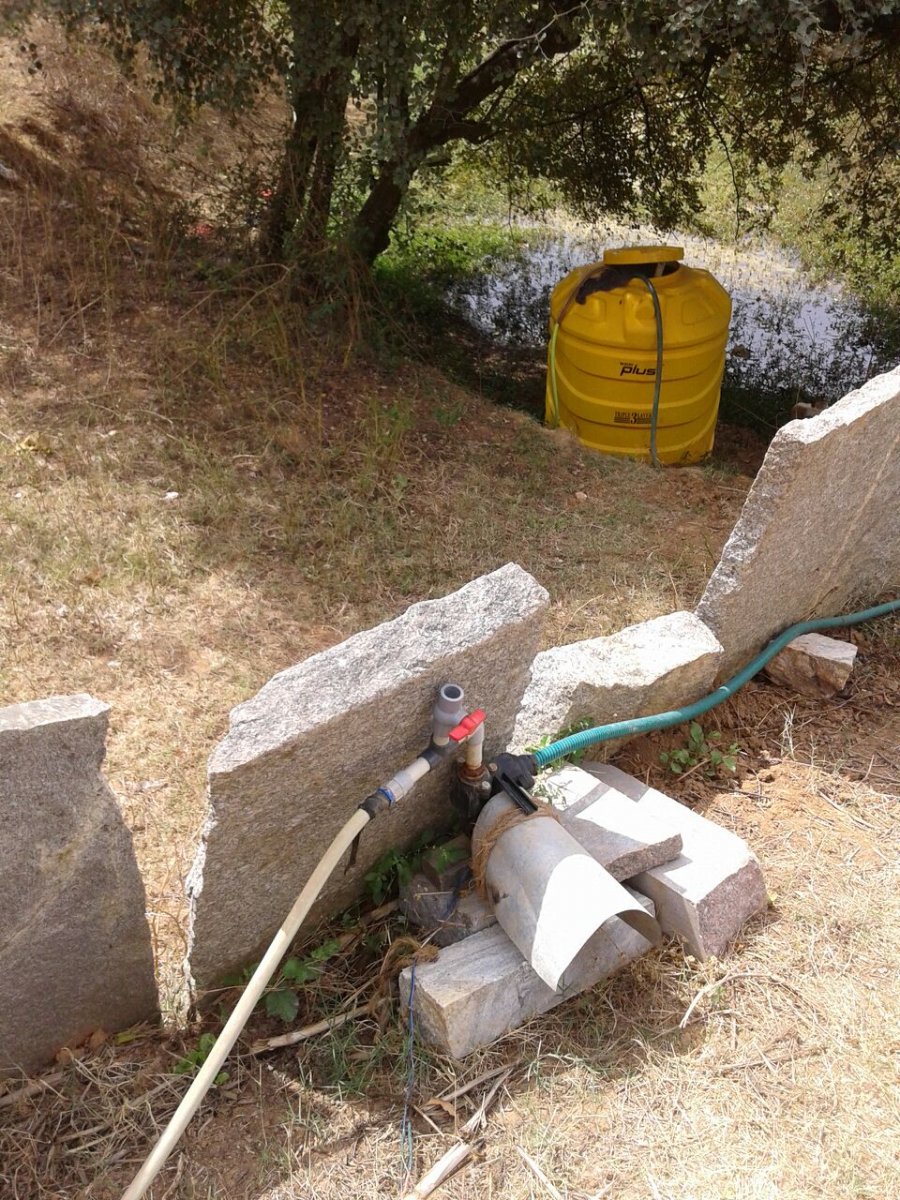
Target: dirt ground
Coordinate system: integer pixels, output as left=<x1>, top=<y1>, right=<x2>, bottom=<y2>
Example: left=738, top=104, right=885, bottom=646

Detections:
left=1, top=21, right=898, bottom=1200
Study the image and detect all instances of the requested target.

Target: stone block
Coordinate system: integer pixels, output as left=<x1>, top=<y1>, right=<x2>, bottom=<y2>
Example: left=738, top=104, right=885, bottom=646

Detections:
left=762, top=632, right=858, bottom=698
left=400, top=891, right=655, bottom=1058
left=187, top=564, right=549, bottom=993
left=510, top=611, right=723, bottom=758
left=697, top=366, right=900, bottom=678
left=584, top=763, right=767, bottom=960
left=540, top=764, right=683, bottom=880
left=420, top=835, right=471, bottom=891
left=0, top=696, right=158, bottom=1077
left=400, top=875, right=496, bottom=946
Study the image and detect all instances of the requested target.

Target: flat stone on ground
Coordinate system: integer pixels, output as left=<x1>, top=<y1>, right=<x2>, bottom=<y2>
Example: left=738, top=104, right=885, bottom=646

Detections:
left=187, top=563, right=549, bottom=994
left=584, top=763, right=767, bottom=960
left=0, top=696, right=158, bottom=1077
left=400, top=891, right=655, bottom=1058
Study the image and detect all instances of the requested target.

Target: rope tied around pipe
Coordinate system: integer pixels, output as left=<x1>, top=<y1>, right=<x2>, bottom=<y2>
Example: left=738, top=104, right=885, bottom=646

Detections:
left=470, top=800, right=561, bottom=899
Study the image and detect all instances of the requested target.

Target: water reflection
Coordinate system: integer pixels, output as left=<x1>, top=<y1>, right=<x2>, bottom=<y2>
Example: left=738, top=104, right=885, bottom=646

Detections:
left=447, top=227, right=887, bottom=422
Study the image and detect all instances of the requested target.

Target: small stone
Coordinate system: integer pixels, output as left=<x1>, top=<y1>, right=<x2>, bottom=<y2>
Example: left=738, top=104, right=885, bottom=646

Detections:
left=763, top=632, right=857, bottom=698
left=420, top=835, right=471, bottom=891
left=400, top=874, right=496, bottom=946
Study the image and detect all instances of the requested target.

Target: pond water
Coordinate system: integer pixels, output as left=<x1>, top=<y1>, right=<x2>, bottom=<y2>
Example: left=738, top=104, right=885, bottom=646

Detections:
left=447, top=224, right=891, bottom=429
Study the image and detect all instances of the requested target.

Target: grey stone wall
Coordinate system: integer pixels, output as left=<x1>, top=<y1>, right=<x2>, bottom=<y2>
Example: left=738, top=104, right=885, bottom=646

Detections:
left=186, top=563, right=549, bottom=994
left=0, top=696, right=158, bottom=1077
left=697, top=366, right=900, bottom=677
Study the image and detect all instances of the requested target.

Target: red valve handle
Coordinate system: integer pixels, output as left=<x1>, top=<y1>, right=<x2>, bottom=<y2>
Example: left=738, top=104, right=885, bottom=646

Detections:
left=448, top=709, right=486, bottom=742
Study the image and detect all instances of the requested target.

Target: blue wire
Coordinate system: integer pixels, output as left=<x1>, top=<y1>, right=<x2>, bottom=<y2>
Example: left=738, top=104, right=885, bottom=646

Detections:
left=400, top=961, right=417, bottom=1173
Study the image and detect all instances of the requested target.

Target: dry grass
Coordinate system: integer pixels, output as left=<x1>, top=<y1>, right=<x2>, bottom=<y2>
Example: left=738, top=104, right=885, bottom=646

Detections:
left=0, top=20, right=755, bottom=1017
left=3, top=18, right=897, bottom=1200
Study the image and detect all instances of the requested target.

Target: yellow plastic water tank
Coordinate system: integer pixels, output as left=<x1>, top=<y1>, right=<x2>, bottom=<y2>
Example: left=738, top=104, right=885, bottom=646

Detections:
left=545, top=246, right=731, bottom=464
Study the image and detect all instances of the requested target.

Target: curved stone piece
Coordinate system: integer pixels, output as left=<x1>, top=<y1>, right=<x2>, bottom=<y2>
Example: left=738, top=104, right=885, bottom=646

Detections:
left=0, top=695, right=158, bottom=1077
left=697, top=365, right=900, bottom=678
left=472, top=794, right=660, bottom=992
left=187, top=563, right=549, bottom=993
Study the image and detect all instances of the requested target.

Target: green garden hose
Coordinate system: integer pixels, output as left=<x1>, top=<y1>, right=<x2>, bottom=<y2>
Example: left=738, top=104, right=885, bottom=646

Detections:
left=637, top=275, right=664, bottom=469
left=532, top=598, right=900, bottom=769
left=548, top=320, right=561, bottom=427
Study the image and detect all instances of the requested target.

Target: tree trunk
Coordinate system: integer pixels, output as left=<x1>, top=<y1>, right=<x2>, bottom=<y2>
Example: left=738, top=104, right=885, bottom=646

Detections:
left=261, top=12, right=358, bottom=263
left=298, top=46, right=357, bottom=253
left=349, top=6, right=580, bottom=263
left=351, top=163, right=411, bottom=264
left=259, top=100, right=318, bottom=262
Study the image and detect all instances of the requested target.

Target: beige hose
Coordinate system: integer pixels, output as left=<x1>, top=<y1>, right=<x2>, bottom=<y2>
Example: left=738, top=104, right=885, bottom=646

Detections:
left=121, top=807, right=371, bottom=1200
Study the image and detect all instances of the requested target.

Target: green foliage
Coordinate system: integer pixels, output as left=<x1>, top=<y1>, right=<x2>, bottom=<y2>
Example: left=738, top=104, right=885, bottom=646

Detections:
left=264, top=988, right=300, bottom=1023
left=173, top=1032, right=228, bottom=1084
left=363, top=829, right=437, bottom=905
left=262, top=937, right=342, bottom=1024
left=429, top=842, right=468, bottom=873
left=373, top=221, right=531, bottom=336
left=660, top=723, right=739, bottom=779
left=220, top=936, right=343, bottom=1027
left=42, top=0, right=900, bottom=273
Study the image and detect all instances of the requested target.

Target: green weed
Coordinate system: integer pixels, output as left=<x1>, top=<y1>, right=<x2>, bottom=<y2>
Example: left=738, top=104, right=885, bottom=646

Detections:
left=173, top=1031, right=228, bottom=1084
left=660, top=722, right=739, bottom=778
left=363, top=828, right=438, bottom=905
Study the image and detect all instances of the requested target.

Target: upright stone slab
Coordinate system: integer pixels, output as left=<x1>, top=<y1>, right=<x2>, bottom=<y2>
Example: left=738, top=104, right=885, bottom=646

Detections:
left=697, top=366, right=900, bottom=678
left=187, top=564, right=549, bottom=993
left=0, top=696, right=158, bottom=1077
left=511, top=611, right=723, bottom=755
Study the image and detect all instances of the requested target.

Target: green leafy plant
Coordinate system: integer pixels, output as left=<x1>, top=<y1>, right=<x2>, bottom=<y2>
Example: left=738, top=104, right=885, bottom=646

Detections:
left=173, top=1032, right=228, bottom=1084
left=264, top=937, right=342, bottom=1023
left=220, top=935, right=344, bottom=1026
left=363, top=828, right=436, bottom=905
left=528, top=716, right=595, bottom=767
left=660, top=722, right=739, bottom=778
left=429, top=842, right=468, bottom=873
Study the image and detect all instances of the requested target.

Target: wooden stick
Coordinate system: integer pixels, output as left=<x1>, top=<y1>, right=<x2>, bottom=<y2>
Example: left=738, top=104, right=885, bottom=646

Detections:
left=249, top=1003, right=370, bottom=1054
left=0, top=1071, right=64, bottom=1108
left=400, top=1066, right=514, bottom=1200
left=434, top=1061, right=515, bottom=1106
left=402, top=1140, right=479, bottom=1200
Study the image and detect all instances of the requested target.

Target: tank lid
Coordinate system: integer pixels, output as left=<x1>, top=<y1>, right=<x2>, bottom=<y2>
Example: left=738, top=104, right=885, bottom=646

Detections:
left=603, top=245, right=684, bottom=266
